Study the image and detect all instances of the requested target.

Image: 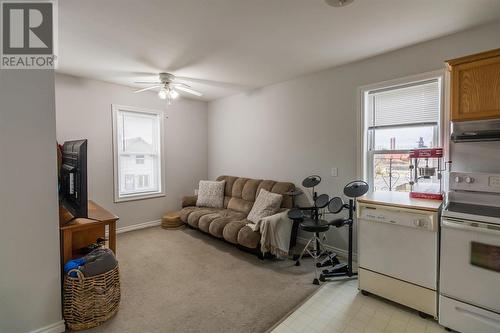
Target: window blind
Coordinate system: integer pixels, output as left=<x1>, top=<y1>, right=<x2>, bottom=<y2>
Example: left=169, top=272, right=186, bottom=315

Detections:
left=367, top=79, right=440, bottom=128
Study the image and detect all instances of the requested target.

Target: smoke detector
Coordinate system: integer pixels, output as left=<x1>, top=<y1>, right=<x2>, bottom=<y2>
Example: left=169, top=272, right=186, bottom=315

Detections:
left=325, top=0, right=354, bottom=7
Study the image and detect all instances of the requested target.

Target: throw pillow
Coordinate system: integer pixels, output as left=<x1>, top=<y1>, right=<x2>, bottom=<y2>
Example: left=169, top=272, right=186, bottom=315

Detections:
left=196, top=180, right=226, bottom=208
left=247, top=189, right=283, bottom=223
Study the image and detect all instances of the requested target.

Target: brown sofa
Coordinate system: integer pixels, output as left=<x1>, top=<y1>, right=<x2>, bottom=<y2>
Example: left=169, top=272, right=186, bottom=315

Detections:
left=179, top=175, right=295, bottom=252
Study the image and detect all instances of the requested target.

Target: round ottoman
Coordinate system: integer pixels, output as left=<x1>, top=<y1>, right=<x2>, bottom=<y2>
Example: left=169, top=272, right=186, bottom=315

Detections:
left=161, top=212, right=184, bottom=229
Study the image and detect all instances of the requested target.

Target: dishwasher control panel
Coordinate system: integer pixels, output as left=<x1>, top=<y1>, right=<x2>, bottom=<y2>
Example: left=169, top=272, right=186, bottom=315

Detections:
left=358, top=205, right=436, bottom=231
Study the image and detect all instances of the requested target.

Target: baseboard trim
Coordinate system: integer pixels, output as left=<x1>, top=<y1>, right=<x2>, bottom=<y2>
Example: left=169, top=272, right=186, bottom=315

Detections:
left=296, top=236, right=358, bottom=261
left=115, top=219, right=161, bottom=234
left=30, top=320, right=65, bottom=333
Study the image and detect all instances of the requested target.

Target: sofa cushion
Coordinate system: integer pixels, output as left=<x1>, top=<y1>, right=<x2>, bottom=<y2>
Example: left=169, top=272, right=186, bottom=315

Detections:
left=256, top=180, right=275, bottom=195
left=237, top=225, right=261, bottom=249
left=198, top=209, right=246, bottom=234
left=227, top=197, right=254, bottom=214
left=198, top=213, right=221, bottom=233
left=182, top=195, right=198, bottom=208
left=196, top=180, right=225, bottom=208
left=216, top=175, right=238, bottom=208
left=187, top=208, right=219, bottom=228
left=179, top=206, right=198, bottom=223
left=224, top=209, right=246, bottom=220
left=271, top=182, right=295, bottom=208
left=226, top=177, right=261, bottom=214
left=231, top=178, right=248, bottom=198
left=247, top=189, right=283, bottom=223
left=242, top=179, right=262, bottom=201
left=208, top=217, right=235, bottom=238
left=223, top=220, right=247, bottom=244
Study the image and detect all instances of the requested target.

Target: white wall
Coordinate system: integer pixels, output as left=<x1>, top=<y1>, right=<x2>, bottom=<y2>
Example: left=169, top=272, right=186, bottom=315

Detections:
left=208, top=21, right=500, bottom=252
left=55, top=74, right=208, bottom=229
left=0, top=71, right=63, bottom=332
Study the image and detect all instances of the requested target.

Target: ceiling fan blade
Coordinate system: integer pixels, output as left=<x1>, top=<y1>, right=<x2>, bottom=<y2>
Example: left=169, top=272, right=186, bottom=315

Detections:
left=133, top=85, right=162, bottom=93
left=175, top=85, right=203, bottom=97
left=175, top=76, right=250, bottom=90
left=172, top=82, right=190, bottom=88
left=134, top=81, right=162, bottom=84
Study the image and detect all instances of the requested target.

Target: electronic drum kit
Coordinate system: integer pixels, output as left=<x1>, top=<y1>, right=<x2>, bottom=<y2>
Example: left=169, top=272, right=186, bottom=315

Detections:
left=287, top=175, right=369, bottom=284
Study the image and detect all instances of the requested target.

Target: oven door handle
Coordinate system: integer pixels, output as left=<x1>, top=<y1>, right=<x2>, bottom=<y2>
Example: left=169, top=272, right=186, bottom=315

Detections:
left=442, top=218, right=500, bottom=236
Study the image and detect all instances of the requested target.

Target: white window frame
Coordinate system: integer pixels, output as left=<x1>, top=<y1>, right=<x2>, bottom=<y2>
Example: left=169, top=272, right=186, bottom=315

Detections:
left=356, top=70, right=445, bottom=191
left=112, top=104, right=166, bottom=202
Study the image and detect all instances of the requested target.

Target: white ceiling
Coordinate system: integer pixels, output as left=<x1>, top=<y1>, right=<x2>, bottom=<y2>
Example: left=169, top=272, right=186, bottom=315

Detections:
left=58, top=0, right=500, bottom=101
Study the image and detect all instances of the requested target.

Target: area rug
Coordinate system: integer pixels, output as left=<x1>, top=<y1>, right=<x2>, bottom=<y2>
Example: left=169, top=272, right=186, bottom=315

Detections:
left=78, top=226, right=318, bottom=333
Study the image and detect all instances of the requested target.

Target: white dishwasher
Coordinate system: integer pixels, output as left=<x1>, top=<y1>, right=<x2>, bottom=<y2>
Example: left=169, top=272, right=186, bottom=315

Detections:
left=357, top=194, right=440, bottom=317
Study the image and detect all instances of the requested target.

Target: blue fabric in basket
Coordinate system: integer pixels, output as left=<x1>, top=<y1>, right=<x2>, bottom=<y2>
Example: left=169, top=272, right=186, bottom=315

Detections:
left=64, top=258, right=86, bottom=277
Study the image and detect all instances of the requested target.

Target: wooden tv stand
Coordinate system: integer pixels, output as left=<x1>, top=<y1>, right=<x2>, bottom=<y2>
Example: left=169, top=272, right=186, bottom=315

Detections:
left=60, top=200, right=119, bottom=265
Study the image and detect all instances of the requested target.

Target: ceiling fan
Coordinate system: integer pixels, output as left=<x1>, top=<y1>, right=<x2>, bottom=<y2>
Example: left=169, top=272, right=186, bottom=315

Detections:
left=134, top=72, right=202, bottom=104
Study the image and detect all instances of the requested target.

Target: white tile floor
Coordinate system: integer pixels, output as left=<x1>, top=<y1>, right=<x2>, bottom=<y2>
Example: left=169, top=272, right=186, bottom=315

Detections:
left=271, top=279, right=448, bottom=333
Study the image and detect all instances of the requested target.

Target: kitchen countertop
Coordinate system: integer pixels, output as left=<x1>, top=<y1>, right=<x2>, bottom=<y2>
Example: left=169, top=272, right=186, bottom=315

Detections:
left=357, top=191, right=442, bottom=212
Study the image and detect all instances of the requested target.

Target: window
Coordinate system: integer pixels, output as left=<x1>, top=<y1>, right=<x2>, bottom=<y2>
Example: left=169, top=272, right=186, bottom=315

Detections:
left=136, top=175, right=150, bottom=188
left=124, top=174, right=135, bottom=191
left=112, top=105, right=165, bottom=202
left=135, top=155, right=145, bottom=164
left=360, top=73, right=443, bottom=192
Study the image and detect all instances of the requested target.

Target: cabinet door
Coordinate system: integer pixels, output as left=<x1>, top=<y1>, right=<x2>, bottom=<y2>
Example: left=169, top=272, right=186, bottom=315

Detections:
left=451, top=55, right=500, bottom=121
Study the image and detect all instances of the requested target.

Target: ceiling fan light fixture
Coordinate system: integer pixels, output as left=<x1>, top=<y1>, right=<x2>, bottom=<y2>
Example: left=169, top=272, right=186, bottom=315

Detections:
left=170, top=89, right=179, bottom=100
left=158, top=87, right=168, bottom=100
left=135, top=73, right=202, bottom=104
left=325, top=0, right=354, bottom=7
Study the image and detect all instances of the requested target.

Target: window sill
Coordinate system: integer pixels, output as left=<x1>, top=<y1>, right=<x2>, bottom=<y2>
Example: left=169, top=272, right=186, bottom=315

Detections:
left=114, top=192, right=166, bottom=203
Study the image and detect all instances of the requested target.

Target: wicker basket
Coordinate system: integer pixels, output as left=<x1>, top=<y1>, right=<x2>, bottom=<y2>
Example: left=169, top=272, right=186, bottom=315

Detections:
left=161, top=212, right=184, bottom=229
left=63, top=265, right=121, bottom=330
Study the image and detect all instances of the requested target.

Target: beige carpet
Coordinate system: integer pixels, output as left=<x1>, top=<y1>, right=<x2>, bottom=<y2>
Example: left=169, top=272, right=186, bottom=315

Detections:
left=78, top=226, right=319, bottom=333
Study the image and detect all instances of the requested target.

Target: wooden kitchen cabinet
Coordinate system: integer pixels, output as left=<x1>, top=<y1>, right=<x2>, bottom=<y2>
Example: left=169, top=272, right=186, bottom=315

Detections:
left=446, top=48, right=500, bottom=122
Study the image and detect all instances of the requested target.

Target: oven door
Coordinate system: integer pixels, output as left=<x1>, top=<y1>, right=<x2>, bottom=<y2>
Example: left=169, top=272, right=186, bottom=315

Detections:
left=440, top=217, right=500, bottom=313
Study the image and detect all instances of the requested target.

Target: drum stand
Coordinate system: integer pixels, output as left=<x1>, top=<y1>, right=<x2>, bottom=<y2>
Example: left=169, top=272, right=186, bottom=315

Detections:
left=290, top=175, right=329, bottom=261
left=295, top=232, right=329, bottom=285
left=318, top=181, right=368, bottom=281
left=319, top=199, right=357, bottom=281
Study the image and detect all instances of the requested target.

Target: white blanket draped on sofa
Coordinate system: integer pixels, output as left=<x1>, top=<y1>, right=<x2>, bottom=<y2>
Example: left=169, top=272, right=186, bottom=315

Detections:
left=247, top=210, right=291, bottom=257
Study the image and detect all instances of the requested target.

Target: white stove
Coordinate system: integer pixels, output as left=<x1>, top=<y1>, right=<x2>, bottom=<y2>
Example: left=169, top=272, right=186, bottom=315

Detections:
left=439, top=172, right=500, bottom=333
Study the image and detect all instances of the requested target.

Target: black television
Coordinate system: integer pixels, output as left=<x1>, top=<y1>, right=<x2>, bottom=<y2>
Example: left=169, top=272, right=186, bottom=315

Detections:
left=60, top=139, right=88, bottom=219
